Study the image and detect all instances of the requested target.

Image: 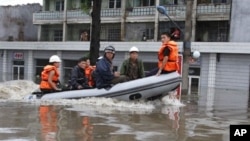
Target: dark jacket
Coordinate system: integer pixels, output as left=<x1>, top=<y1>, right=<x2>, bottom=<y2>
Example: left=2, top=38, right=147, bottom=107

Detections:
left=68, top=65, right=88, bottom=89
left=120, top=58, right=145, bottom=80
left=94, top=57, right=114, bottom=89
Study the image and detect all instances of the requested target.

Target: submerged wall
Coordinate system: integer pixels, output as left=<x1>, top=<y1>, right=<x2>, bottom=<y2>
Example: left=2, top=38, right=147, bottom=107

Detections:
left=0, top=4, right=42, bottom=41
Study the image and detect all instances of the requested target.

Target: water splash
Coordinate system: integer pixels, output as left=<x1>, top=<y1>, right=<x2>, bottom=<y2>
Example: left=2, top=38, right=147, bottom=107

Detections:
left=161, top=91, right=185, bottom=106
left=0, top=80, right=39, bottom=100
left=42, top=97, right=156, bottom=114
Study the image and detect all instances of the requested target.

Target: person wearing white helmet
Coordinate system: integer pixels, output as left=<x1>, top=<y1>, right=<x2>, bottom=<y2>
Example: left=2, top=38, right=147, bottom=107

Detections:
left=40, top=55, right=62, bottom=93
left=120, top=46, right=145, bottom=80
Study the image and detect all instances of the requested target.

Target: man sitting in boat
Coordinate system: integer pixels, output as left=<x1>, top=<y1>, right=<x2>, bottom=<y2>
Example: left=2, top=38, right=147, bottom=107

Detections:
left=39, top=55, right=62, bottom=93
left=94, top=46, right=127, bottom=89
left=146, top=31, right=179, bottom=76
left=68, top=57, right=91, bottom=90
left=120, top=46, right=145, bottom=81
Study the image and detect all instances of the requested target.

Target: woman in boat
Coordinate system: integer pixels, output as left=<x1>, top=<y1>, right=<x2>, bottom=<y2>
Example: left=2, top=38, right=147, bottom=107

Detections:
left=94, top=46, right=127, bottom=89
left=39, top=55, right=62, bottom=93
left=120, top=46, right=145, bottom=81
left=146, top=31, right=179, bottom=76
left=68, top=57, right=90, bottom=90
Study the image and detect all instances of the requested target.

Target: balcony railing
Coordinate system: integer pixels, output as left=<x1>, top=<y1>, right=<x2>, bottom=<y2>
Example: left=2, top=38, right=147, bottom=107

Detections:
left=197, top=4, right=230, bottom=14
left=128, top=6, right=155, bottom=16
left=33, top=4, right=231, bottom=23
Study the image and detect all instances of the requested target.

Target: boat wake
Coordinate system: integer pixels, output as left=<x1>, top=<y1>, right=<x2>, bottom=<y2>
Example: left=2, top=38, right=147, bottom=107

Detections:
left=0, top=80, right=39, bottom=100
left=0, top=80, right=184, bottom=114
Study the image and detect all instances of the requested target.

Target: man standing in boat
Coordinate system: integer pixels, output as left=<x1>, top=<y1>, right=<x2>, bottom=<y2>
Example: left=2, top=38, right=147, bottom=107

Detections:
left=68, top=57, right=90, bottom=90
left=94, top=46, right=127, bottom=89
left=120, top=46, right=145, bottom=80
left=146, top=31, right=179, bottom=76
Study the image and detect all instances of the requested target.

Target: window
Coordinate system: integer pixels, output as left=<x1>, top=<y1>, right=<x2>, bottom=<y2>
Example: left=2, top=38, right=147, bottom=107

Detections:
left=109, top=0, right=121, bottom=8
left=35, top=59, right=48, bottom=84
left=63, top=60, right=78, bottom=85
left=54, top=30, right=63, bottom=41
left=198, top=0, right=228, bottom=4
left=108, top=28, right=120, bottom=41
left=142, top=0, right=155, bottom=6
left=160, top=0, right=178, bottom=5
left=13, top=61, right=25, bottom=80
left=55, top=0, right=64, bottom=11
left=145, top=28, right=154, bottom=40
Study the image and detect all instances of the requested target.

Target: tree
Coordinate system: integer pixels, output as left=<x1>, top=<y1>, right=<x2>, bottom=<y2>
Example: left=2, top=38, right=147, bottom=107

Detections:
left=89, top=0, right=102, bottom=65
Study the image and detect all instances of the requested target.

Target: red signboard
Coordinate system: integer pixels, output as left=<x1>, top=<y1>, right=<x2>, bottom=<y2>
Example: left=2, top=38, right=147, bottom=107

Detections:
left=13, top=52, right=24, bottom=60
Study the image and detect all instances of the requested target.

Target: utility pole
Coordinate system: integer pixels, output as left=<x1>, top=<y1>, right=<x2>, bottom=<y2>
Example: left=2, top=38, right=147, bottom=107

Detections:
left=181, top=0, right=193, bottom=94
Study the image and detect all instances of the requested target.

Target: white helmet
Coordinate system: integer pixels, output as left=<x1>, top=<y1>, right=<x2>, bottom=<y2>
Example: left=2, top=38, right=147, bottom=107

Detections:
left=129, top=46, right=139, bottom=53
left=49, top=55, right=61, bottom=63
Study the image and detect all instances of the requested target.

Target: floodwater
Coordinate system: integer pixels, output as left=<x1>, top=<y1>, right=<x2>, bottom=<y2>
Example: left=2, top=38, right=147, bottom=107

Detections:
left=0, top=80, right=250, bottom=141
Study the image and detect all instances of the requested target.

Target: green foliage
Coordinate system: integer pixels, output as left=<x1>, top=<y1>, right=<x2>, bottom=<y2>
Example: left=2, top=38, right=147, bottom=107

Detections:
left=81, top=0, right=91, bottom=14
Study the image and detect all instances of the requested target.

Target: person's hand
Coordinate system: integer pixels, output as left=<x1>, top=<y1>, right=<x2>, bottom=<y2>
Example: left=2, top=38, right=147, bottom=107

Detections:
left=114, top=72, right=120, bottom=77
left=77, top=85, right=83, bottom=89
left=156, top=69, right=162, bottom=76
left=55, top=88, right=62, bottom=91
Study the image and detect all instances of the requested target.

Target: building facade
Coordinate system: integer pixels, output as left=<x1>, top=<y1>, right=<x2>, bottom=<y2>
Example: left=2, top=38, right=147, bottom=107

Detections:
left=0, top=4, right=42, bottom=41
left=1, top=41, right=250, bottom=93
left=33, top=0, right=231, bottom=42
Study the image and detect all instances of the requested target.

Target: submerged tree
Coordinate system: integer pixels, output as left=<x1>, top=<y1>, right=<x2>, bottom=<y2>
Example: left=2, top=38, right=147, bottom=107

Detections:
left=89, top=0, right=102, bottom=65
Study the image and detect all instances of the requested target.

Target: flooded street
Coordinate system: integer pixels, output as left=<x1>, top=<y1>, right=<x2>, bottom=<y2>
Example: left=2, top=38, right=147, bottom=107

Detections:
left=0, top=81, right=250, bottom=141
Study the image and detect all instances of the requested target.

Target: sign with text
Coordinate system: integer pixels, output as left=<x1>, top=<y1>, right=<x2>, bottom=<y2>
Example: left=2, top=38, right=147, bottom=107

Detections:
left=230, top=125, right=250, bottom=141
left=13, top=52, right=24, bottom=60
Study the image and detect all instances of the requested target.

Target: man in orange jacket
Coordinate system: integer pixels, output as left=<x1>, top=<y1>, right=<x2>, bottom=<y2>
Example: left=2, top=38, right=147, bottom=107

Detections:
left=146, top=31, right=179, bottom=76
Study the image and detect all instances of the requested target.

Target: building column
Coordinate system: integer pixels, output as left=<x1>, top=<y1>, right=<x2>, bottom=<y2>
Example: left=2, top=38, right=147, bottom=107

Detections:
left=42, top=0, right=46, bottom=11
left=37, top=25, right=42, bottom=41
left=2, top=50, right=7, bottom=81
left=191, top=0, right=197, bottom=41
left=27, top=50, right=33, bottom=81
left=205, top=53, right=217, bottom=115
left=120, top=0, right=126, bottom=41
left=154, top=0, right=160, bottom=41
left=56, top=51, right=63, bottom=83
left=63, top=0, right=68, bottom=41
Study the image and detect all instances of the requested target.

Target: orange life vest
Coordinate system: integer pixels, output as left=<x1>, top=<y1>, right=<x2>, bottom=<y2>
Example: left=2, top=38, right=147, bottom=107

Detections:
left=85, top=66, right=96, bottom=87
left=158, top=41, right=179, bottom=72
left=40, top=65, right=60, bottom=90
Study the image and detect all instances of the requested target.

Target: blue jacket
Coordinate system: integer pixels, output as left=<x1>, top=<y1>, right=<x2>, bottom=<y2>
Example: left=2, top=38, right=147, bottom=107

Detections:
left=94, top=57, right=114, bottom=89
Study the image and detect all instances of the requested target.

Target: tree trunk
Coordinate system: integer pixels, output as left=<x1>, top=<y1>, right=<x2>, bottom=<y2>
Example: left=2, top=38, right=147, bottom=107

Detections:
left=89, top=0, right=102, bottom=65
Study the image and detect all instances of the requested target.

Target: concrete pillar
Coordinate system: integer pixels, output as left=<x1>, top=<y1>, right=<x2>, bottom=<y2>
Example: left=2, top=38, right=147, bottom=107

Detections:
left=42, top=0, right=46, bottom=11
left=207, top=53, right=216, bottom=88
left=56, top=51, right=63, bottom=83
left=2, top=50, right=7, bottom=81
left=37, top=25, right=42, bottom=41
left=63, top=0, right=68, bottom=41
left=191, top=0, right=197, bottom=41
left=120, top=0, right=126, bottom=41
left=205, top=53, right=217, bottom=115
left=27, top=50, right=33, bottom=81
left=154, top=0, right=160, bottom=41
